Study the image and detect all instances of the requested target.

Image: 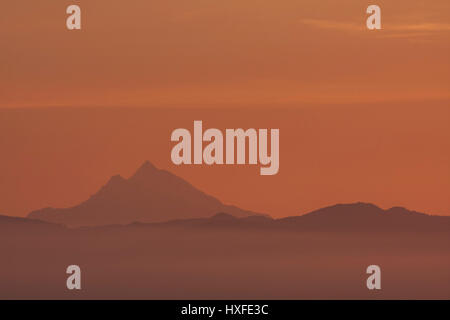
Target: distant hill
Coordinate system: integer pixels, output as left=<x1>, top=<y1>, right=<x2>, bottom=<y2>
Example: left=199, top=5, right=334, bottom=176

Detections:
left=27, top=161, right=264, bottom=227
left=4, top=203, right=450, bottom=300
left=123, top=203, right=450, bottom=233
left=23, top=160, right=450, bottom=231
left=0, top=214, right=65, bottom=235
left=276, top=202, right=450, bottom=232
left=1, top=201, right=447, bottom=233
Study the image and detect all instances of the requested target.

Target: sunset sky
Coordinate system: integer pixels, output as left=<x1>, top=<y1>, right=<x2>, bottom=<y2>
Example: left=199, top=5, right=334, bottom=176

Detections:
left=0, top=0, right=449, bottom=217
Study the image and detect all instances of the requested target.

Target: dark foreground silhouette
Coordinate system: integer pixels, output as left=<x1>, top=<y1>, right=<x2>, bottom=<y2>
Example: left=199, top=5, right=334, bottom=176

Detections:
left=2, top=202, right=450, bottom=299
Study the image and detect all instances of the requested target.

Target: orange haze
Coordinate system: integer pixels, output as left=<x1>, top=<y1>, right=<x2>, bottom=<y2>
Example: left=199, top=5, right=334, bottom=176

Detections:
left=0, top=0, right=449, bottom=217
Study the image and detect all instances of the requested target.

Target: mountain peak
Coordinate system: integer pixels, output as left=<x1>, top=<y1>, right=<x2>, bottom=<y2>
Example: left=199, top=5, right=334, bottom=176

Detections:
left=109, top=174, right=125, bottom=183
left=302, top=202, right=383, bottom=219
left=27, top=160, right=262, bottom=227
left=385, top=206, right=427, bottom=217
left=337, top=202, right=381, bottom=210
left=131, top=161, right=158, bottom=178
left=97, top=174, right=126, bottom=193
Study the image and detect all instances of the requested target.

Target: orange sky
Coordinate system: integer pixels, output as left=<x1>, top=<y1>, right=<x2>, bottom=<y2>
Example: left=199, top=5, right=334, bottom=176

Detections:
left=1, top=0, right=450, bottom=107
left=0, top=1, right=449, bottom=217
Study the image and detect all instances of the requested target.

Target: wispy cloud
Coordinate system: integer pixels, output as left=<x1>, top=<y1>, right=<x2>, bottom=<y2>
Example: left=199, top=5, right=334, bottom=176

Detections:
left=391, top=23, right=450, bottom=32
left=300, top=19, right=450, bottom=38
left=377, top=32, right=433, bottom=39
left=300, top=19, right=363, bottom=32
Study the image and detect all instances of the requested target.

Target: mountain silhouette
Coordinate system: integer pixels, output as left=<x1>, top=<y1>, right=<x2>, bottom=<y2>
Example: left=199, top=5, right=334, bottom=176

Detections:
left=0, top=214, right=65, bottom=236
left=117, top=203, right=450, bottom=233
left=3, top=203, right=450, bottom=300
left=27, top=161, right=263, bottom=227
left=275, top=202, right=450, bottom=232
left=10, top=202, right=449, bottom=232
left=25, top=159, right=450, bottom=231
left=5, top=201, right=450, bottom=299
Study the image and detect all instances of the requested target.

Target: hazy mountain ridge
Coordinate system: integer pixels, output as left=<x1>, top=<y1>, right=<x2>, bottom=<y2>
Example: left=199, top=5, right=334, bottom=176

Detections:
left=128, top=203, right=450, bottom=232
left=0, top=214, right=65, bottom=236
left=19, top=161, right=450, bottom=231
left=9, top=201, right=450, bottom=233
left=27, top=161, right=264, bottom=227
left=3, top=205, right=450, bottom=299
